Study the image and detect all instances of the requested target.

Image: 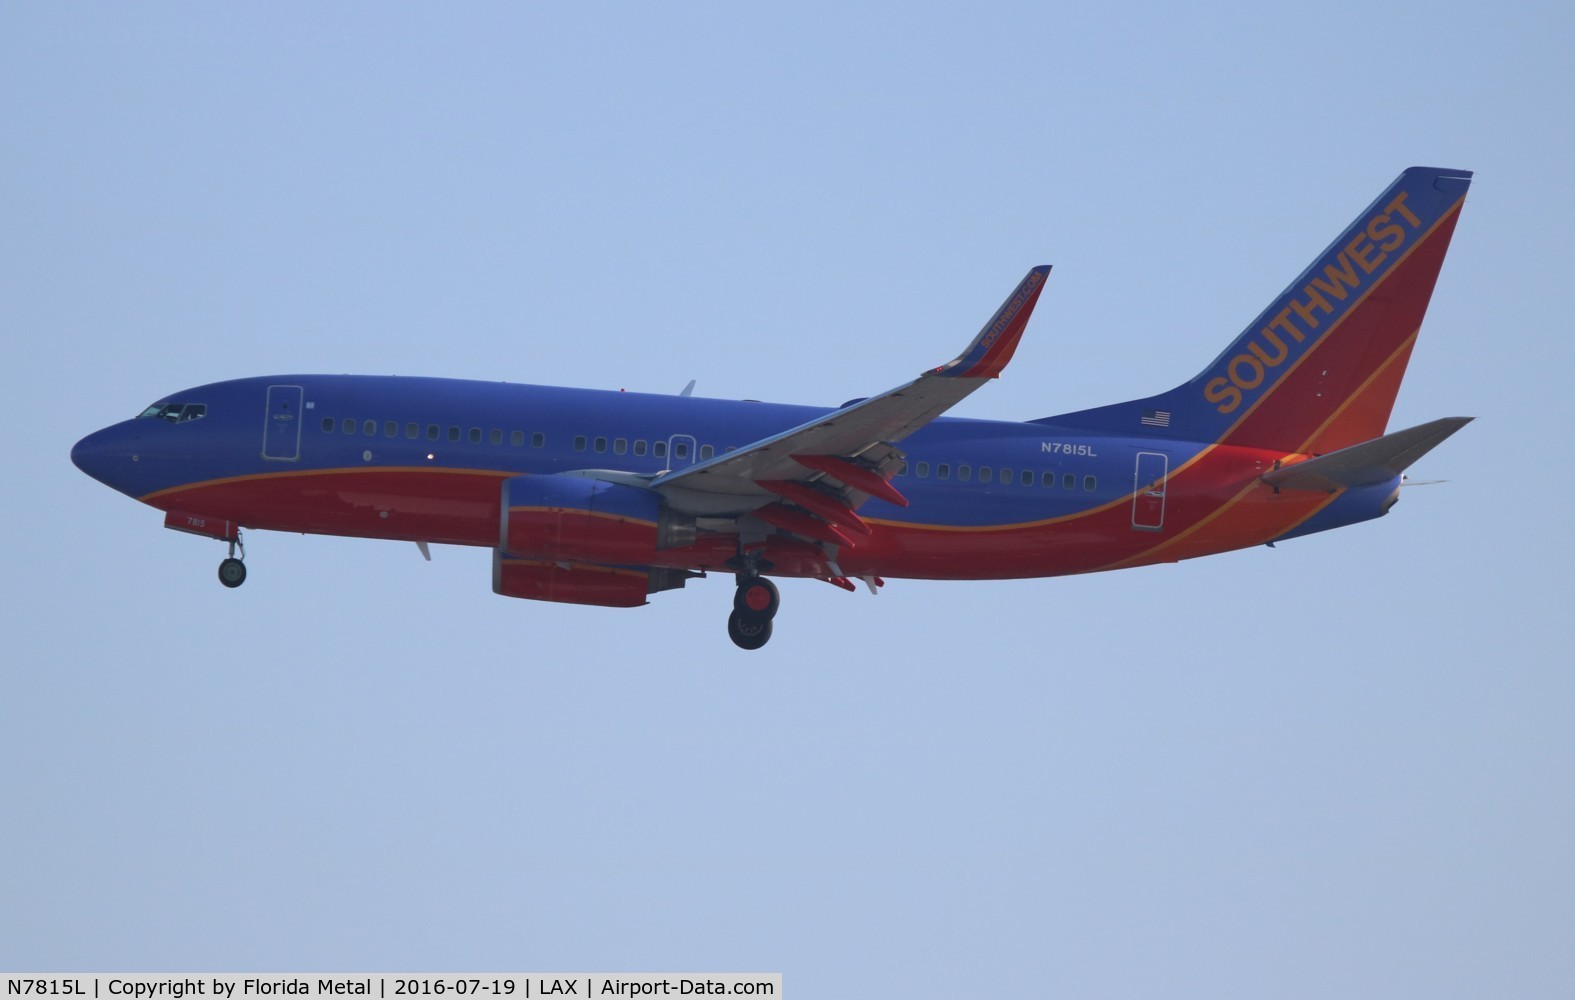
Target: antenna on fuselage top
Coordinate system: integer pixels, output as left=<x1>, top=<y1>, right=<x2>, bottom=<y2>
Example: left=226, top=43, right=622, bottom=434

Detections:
left=680, top=379, right=696, bottom=397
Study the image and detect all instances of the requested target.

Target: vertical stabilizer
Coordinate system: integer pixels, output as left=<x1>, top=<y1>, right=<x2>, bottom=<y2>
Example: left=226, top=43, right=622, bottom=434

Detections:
left=1042, top=167, right=1471, bottom=453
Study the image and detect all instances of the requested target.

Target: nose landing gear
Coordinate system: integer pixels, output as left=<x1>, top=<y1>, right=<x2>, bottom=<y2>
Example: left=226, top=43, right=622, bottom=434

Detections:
left=728, top=574, right=779, bottom=650
left=217, top=533, right=247, bottom=589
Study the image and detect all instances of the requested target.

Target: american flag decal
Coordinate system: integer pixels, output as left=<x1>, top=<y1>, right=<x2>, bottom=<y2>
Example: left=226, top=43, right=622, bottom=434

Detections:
left=1141, top=409, right=1172, bottom=428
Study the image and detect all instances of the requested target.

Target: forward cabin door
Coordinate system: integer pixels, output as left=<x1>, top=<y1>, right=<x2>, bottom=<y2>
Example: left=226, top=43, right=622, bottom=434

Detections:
left=262, top=384, right=304, bottom=461
left=1131, top=451, right=1168, bottom=531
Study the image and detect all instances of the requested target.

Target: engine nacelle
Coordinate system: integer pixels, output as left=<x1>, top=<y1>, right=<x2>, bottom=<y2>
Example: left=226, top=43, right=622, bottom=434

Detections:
left=492, top=551, right=692, bottom=607
left=499, top=474, right=694, bottom=564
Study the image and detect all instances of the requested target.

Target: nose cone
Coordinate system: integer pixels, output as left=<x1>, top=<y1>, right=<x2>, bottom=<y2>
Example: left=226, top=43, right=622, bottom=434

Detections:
left=72, top=425, right=136, bottom=494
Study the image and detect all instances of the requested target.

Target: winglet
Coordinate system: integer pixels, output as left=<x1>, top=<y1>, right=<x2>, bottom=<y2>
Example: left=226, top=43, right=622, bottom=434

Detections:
left=931, top=265, right=1051, bottom=379
left=1262, top=417, right=1473, bottom=492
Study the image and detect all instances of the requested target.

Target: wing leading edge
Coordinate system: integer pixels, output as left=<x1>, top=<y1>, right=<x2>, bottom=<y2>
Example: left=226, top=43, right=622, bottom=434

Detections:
left=651, top=266, right=1051, bottom=529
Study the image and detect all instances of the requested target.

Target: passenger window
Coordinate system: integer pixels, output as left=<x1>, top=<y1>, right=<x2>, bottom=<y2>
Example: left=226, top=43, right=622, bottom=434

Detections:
left=594, top=436, right=608, bottom=453
left=674, top=441, right=689, bottom=459
left=490, top=429, right=503, bottom=445
left=916, top=461, right=929, bottom=478
left=1021, top=470, right=1033, bottom=486
left=958, top=464, right=971, bottom=482
left=384, top=421, right=397, bottom=438
left=980, top=467, right=992, bottom=484
left=653, top=441, right=667, bottom=458
left=427, top=424, right=440, bottom=441
left=343, top=418, right=356, bottom=434
left=448, top=426, right=461, bottom=442
left=322, top=417, right=334, bottom=432
left=633, top=440, right=648, bottom=456
left=937, top=463, right=950, bottom=480
left=1000, top=467, right=1012, bottom=485
left=614, top=438, right=628, bottom=455
left=1063, top=473, right=1076, bottom=490
left=363, top=420, right=377, bottom=436
left=700, top=444, right=714, bottom=460
left=469, top=428, right=482, bottom=444
left=511, top=431, right=525, bottom=447
left=405, top=422, right=419, bottom=440
left=1084, top=475, right=1097, bottom=492
left=1042, top=471, right=1055, bottom=487
left=574, top=435, right=587, bottom=452
left=532, top=432, right=545, bottom=448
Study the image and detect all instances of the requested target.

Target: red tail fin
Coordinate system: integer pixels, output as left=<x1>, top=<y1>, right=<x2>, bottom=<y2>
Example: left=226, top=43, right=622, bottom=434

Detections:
left=1043, top=167, right=1472, bottom=453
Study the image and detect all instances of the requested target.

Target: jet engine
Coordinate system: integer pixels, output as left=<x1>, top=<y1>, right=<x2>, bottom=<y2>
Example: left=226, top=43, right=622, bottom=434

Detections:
left=492, top=475, right=698, bottom=607
left=492, top=551, right=693, bottom=607
left=498, top=474, right=695, bottom=564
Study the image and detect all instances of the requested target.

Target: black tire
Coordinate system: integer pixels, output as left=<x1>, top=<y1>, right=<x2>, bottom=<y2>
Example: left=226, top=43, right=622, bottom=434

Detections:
left=733, top=577, right=780, bottom=622
left=218, top=558, right=247, bottom=588
left=727, top=610, right=772, bottom=650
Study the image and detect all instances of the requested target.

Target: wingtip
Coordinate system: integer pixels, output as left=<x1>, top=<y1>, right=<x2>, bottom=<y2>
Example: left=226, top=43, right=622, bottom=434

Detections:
left=932, top=265, right=1051, bottom=380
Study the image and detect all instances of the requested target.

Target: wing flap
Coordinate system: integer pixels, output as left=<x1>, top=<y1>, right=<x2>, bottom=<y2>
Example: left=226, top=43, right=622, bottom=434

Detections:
left=792, top=453, right=910, bottom=507
left=752, top=503, right=863, bottom=548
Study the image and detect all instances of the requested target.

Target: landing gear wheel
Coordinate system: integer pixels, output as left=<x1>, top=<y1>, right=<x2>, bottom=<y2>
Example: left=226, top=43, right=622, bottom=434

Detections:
left=727, top=610, right=773, bottom=650
left=218, top=558, right=247, bottom=588
left=733, top=576, right=780, bottom=622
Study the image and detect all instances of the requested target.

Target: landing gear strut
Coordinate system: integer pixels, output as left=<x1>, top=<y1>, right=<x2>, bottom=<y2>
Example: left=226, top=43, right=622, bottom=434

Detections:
left=728, top=573, right=780, bottom=650
left=217, top=533, right=247, bottom=589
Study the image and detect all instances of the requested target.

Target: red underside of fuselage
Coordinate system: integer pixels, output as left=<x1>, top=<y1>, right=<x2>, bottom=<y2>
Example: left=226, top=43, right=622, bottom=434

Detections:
left=145, top=450, right=1339, bottom=582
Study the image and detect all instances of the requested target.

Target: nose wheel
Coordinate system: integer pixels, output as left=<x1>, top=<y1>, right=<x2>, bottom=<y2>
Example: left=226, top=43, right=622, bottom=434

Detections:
left=218, top=558, right=246, bottom=588
left=217, top=533, right=247, bottom=588
left=728, top=575, right=779, bottom=650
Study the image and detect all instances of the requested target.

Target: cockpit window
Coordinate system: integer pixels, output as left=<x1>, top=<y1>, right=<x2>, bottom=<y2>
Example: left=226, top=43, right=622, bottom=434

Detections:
left=138, top=402, right=207, bottom=423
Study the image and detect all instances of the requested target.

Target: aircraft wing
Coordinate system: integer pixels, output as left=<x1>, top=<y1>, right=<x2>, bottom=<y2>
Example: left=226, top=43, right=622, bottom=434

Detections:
left=651, top=266, right=1050, bottom=522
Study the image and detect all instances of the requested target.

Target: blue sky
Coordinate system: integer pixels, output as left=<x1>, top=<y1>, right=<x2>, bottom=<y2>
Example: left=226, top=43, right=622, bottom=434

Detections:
left=3, top=2, right=1572, bottom=995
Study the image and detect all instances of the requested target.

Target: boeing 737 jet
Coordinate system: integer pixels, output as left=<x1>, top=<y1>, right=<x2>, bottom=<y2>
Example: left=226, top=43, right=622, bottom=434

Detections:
left=73, top=167, right=1473, bottom=649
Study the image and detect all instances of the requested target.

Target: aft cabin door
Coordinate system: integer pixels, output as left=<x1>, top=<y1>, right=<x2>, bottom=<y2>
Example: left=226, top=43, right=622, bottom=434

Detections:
left=1131, top=451, right=1168, bottom=531
left=262, top=384, right=304, bottom=461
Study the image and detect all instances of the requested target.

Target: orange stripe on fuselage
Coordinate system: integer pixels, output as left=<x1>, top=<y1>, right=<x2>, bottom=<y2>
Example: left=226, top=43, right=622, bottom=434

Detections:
left=145, top=466, right=516, bottom=547
left=138, top=464, right=514, bottom=504
left=136, top=203, right=1462, bottom=585
left=1078, top=201, right=1463, bottom=573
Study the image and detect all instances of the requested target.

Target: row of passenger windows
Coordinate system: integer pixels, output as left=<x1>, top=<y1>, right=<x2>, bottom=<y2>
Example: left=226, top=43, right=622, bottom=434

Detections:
left=317, top=416, right=1096, bottom=490
left=572, top=436, right=726, bottom=461
left=322, top=417, right=547, bottom=449
left=900, top=460, right=1097, bottom=491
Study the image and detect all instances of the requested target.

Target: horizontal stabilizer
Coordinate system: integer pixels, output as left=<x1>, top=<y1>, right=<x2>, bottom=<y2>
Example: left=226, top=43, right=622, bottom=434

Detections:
left=1262, top=417, right=1473, bottom=492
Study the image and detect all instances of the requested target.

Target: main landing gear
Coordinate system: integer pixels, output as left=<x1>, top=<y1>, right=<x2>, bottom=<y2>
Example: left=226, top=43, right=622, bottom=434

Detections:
left=217, top=533, right=247, bottom=589
left=727, top=574, right=780, bottom=650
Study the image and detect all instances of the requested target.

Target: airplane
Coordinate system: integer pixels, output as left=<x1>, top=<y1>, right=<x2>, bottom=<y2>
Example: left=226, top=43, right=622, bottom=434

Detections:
left=72, top=166, right=1473, bottom=650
